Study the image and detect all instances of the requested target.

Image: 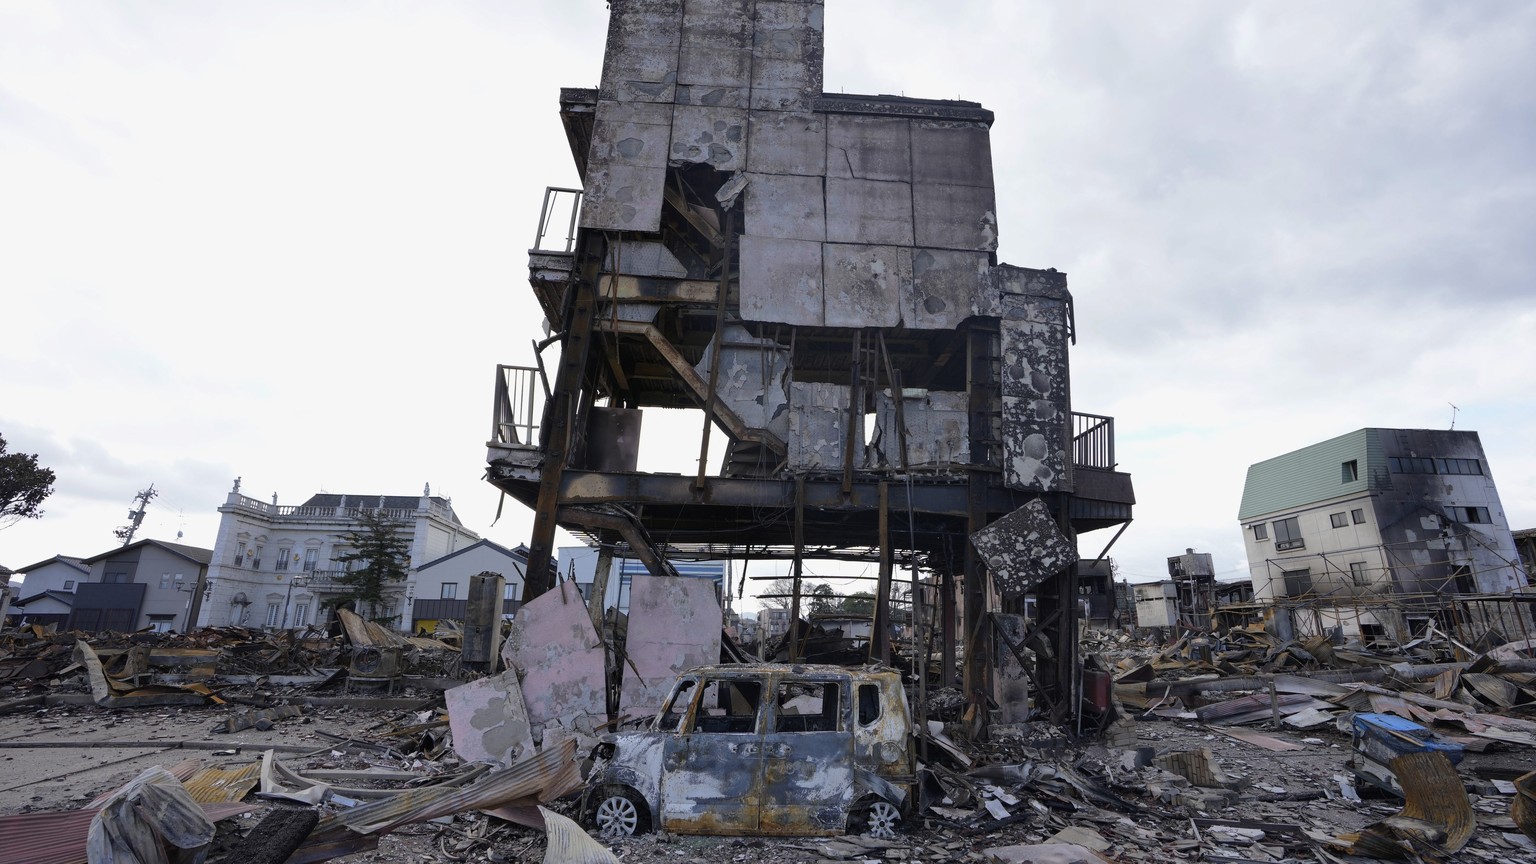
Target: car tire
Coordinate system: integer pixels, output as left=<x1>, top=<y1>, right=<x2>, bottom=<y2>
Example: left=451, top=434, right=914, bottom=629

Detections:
left=851, top=797, right=903, bottom=839
left=591, top=786, right=649, bottom=838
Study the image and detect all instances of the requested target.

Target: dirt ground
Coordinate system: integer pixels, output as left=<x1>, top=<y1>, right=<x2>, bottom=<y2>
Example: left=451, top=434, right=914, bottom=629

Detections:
left=7, top=691, right=1536, bottom=863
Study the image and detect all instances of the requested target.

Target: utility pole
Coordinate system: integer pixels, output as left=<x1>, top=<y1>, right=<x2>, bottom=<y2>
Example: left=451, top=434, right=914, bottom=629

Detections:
left=114, top=484, right=157, bottom=546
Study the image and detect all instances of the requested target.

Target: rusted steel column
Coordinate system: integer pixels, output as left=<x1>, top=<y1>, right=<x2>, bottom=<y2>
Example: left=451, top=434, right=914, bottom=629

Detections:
left=788, top=476, right=806, bottom=661
left=962, top=324, right=995, bottom=717
left=523, top=235, right=604, bottom=602
left=873, top=480, right=893, bottom=664
left=941, top=568, right=957, bottom=688
left=589, top=545, right=614, bottom=635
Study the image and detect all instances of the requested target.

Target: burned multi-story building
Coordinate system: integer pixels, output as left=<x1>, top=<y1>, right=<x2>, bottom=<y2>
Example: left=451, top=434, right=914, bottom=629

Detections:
left=486, top=0, right=1133, bottom=715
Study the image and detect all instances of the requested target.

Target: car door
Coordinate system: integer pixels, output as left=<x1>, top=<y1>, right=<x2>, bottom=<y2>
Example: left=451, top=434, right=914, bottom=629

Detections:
left=659, top=675, right=766, bottom=834
left=758, top=675, right=854, bottom=834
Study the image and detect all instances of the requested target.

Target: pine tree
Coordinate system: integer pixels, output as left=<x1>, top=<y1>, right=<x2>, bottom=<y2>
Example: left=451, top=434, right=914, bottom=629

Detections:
left=332, top=508, right=410, bottom=622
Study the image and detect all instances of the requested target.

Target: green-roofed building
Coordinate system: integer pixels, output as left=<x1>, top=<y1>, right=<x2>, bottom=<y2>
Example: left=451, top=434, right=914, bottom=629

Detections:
left=1238, top=428, right=1527, bottom=642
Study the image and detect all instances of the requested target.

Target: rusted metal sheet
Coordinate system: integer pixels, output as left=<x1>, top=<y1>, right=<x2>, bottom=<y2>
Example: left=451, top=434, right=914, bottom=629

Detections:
left=446, top=669, right=537, bottom=767
left=501, top=580, right=608, bottom=746
left=1346, top=751, right=1474, bottom=858
left=619, top=575, right=723, bottom=718
left=182, top=760, right=263, bottom=804
left=969, top=500, right=1078, bottom=599
left=1512, top=768, right=1536, bottom=841
left=0, top=803, right=252, bottom=864
left=541, top=806, right=621, bottom=864
left=316, top=738, right=580, bottom=837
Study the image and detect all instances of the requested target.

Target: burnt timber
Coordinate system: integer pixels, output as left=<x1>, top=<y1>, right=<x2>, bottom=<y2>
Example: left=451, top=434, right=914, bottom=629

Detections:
left=486, top=0, right=1133, bottom=719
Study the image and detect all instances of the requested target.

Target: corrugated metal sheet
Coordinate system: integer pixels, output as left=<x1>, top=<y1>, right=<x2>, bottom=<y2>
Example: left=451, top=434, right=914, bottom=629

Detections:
left=1238, top=428, right=1378, bottom=520
left=0, top=803, right=252, bottom=864
left=183, top=760, right=263, bottom=804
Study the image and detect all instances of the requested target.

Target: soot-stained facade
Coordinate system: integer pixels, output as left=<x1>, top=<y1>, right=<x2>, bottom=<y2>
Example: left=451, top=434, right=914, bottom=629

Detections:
left=486, top=0, right=1134, bottom=715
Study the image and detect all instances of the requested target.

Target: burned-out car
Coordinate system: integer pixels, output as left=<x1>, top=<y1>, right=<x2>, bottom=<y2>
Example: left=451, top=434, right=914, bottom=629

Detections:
left=582, top=663, right=915, bottom=838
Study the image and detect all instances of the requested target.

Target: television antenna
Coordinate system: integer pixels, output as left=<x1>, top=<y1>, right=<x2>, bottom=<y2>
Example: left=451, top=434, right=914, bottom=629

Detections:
left=1448, top=402, right=1460, bottom=430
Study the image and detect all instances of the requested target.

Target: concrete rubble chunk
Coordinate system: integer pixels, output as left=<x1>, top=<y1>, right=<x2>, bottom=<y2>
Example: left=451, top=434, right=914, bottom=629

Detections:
left=983, top=843, right=1113, bottom=863
left=500, top=580, right=608, bottom=748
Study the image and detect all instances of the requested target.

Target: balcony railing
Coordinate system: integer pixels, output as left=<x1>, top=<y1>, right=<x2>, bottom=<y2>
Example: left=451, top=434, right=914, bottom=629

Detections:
left=1071, top=412, right=1116, bottom=470
left=534, top=187, right=582, bottom=253
left=493, top=364, right=544, bottom=449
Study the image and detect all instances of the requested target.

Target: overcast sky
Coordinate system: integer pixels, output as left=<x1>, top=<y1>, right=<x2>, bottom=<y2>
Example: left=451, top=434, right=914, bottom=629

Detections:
left=3, top=1, right=1533, bottom=600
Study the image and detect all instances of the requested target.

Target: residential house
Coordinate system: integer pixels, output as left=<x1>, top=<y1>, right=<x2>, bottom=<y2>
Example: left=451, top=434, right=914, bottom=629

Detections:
left=1239, top=428, right=1527, bottom=642
left=409, top=539, right=528, bottom=633
left=70, top=539, right=212, bottom=633
left=556, top=545, right=732, bottom=617
left=201, top=480, right=480, bottom=631
left=1132, top=581, right=1178, bottom=631
left=11, top=555, right=89, bottom=595
left=8, top=555, right=90, bottom=627
left=1515, top=528, right=1535, bottom=580
left=1167, top=548, right=1216, bottom=629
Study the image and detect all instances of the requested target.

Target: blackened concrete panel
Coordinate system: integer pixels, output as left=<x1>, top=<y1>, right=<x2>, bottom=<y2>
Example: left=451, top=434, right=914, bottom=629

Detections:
left=911, top=121, right=994, bottom=188
left=744, top=172, right=825, bottom=241
left=670, top=105, right=747, bottom=170
left=747, top=111, right=826, bottom=176
left=500, top=579, right=608, bottom=746
left=581, top=164, right=667, bottom=232
left=913, top=182, right=998, bottom=251
left=600, top=2, right=683, bottom=103
left=445, top=671, right=536, bottom=767
left=788, top=381, right=861, bottom=471
left=589, top=101, right=675, bottom=169
left=750, top=1, right=824, bottom=109
left=738, top=235, right=823, bottom=325
left=873, top=389, right=970, bottom=469
left=826, top=177, right=914, bottom=246
left=969, top=499, right=1079, bottom=599
left=823, top=243, right=906, bottom=328
left=677, top=45, right=752, bottom=89
left=675, top=84, right=749, bottom=108
left=695, top=325, right=792, bottom=438
left=908, top=248, right=990, bottom=330
left=825, top=114, right=912, bottom=182
left=999, top=294, right=1070, bottom=491
left=619, top=575, right=723, bottom=718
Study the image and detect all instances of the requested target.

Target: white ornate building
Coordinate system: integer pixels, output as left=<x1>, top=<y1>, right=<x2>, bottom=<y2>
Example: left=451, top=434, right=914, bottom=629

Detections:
left=199, top=480, right=480, bottom=631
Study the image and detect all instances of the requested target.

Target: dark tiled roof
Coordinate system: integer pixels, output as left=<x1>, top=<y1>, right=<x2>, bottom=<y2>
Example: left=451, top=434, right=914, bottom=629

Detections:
left=417, top=538, right=529, bottom=572
left=14, top=590, right=75, bottom=607
left=14, top=555, right=89, bottom=575
left=81, top=539, right=213, bottom=566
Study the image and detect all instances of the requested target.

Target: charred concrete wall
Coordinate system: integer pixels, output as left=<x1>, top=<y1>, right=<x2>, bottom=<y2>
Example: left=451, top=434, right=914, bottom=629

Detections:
left=573, top=0, right=1074, bottom=487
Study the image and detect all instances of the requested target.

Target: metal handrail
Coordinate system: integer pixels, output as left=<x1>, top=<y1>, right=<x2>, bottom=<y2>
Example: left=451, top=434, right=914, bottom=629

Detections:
left=1071, top=412, right=1116, bottom=469
left=533, top=187, right=583, bottom=253
left=493, top=364, right=542, bottom=448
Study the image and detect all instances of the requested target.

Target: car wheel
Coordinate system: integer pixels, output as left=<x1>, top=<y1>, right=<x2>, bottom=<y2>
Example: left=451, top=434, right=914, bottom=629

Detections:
left=853, top=798, right=902, bottom=839
left=591, top=787, right=648, bottom=838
